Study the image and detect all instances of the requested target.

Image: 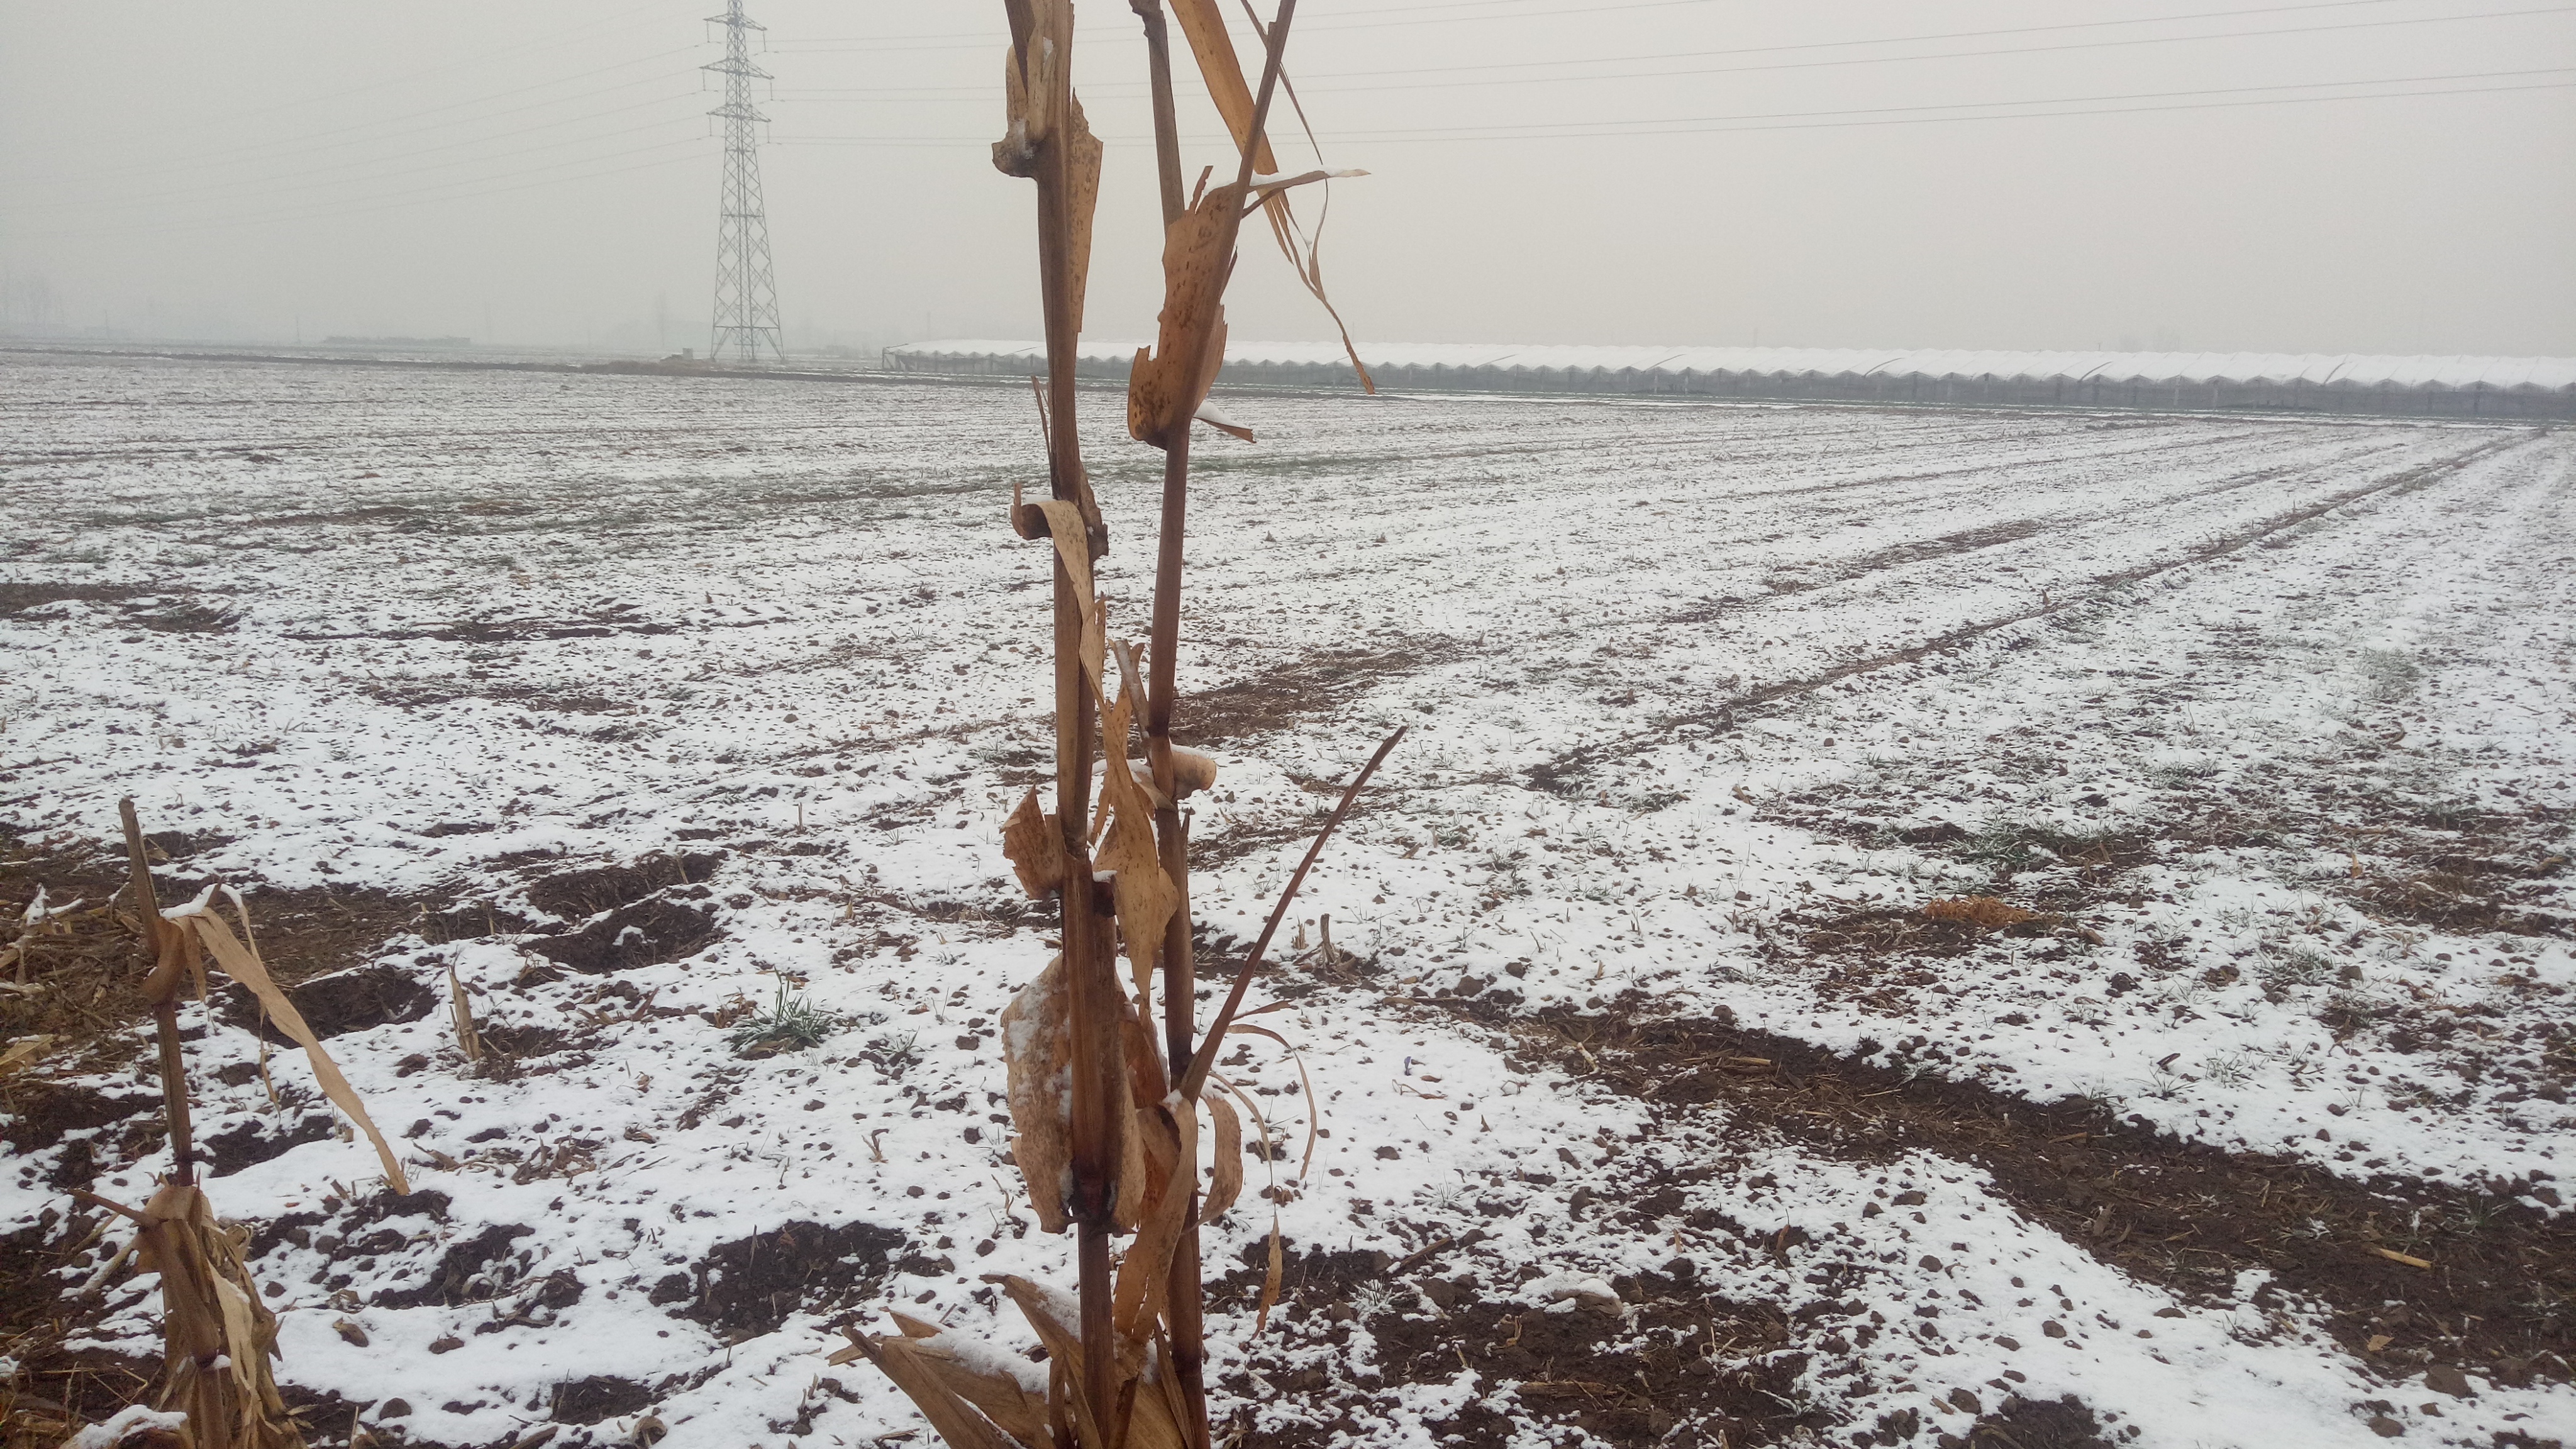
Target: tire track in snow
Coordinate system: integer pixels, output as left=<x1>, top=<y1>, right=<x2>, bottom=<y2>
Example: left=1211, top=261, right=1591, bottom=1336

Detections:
left=1513, top=429, right=2541, bottom=789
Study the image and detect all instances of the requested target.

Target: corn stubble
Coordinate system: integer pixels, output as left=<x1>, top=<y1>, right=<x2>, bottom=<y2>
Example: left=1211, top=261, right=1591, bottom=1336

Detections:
left=838, top=3, right=1390, bottom=1445
left=64, top=803, right=414, bottom=1449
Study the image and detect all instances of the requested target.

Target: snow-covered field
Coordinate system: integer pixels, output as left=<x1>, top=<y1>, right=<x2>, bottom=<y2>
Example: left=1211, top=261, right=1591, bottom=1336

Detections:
left=4, top=348, right=2572, bottom=1448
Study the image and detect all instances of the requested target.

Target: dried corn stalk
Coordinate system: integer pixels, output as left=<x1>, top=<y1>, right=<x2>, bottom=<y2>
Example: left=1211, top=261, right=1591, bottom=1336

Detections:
left=851, top=4, right=1397, bottom=1446
left=75, top=1182, right=304, bottom=1449
left=94, top=801, right=312, bottom=1449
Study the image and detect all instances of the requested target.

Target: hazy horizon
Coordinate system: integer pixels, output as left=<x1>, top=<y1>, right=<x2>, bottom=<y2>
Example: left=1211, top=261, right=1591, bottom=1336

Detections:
left=4, top=0, right=2571, bottom=358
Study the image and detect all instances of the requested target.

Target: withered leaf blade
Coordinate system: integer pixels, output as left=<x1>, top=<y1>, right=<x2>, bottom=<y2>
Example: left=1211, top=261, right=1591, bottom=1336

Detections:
left=1002, top=791, right=1068, bottom=899
left=1112, top=1099, right=1197, bottom=1345
left=998, top=1276, right=1110, bottom=1448
left=1253, top=1214, right=1285, bottom=1337
left=1000, top=957, right=1074, bottom=1235
left=848, top=1335, right=1027, bottom=1449
left=1202, top=1092, right=1244, bottom=1218
left=1167, top=0, right=1375, bottom=393
left=114, top=1180, right=303, bottom=1448
left=994, top=45, right=1038, bottom=177
left=188, top=909, right=409, bottom=1196
left=889, top=1326, right=1052, bottom=1446
left=1128, top=184, right=1246, bottom=450
left=1095, top=685, right=1178, bottom=992
left=1111, top=1009, right=1150, bottom=1234
left=1064, top=94, right=1104, bottom=335
left=1192, top=396, right=1255, bottom=445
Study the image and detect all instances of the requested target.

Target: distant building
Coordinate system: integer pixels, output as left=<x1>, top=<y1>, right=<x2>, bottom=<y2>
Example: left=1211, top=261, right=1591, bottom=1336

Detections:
left=883, top=340, right=2576, bottom=421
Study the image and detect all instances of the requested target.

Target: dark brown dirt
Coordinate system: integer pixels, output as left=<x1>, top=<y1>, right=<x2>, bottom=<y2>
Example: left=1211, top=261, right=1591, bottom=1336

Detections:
left=0, top=582, right=152, bottom=614
left=550, top=1374, right=653, bottom=1424
left=0, top=584, right=240, bottom=633
left=369, top=1222, right=535, bottom=1310
left=2158, top=793, right=2570, bottom=941
left=1202, top=1241, right=1831, bottom=1447
left=1520, top=1001, right=2576, bottom=1396
left=523, top=897, right=721, bottom=974
left=524, top=852, right=721, bottom=921
left=1964, top=1393, right=2114, bottom=1448
left=1181, top=643, right=1425, bottom=747
left=681, top=1219, right=911, bottom=1338
left=0, top=1345, right=155, bottom=1449
left=202, top=1110, right=338, bottom=1177
left=216, top=961, right=438, bottom=1043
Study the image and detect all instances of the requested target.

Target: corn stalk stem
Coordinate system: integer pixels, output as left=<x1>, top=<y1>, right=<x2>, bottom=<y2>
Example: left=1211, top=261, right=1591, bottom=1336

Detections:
left=1003, top=0, right=1125, bottom=1424
left=1131, top=0, right=1187, bottom=228
left=1148, top=435, right=1195, bottom=1077
left=1233, top=0, right=1298, bottom=192
left=119, top=797, right=195, bottom=1188
left=1167, top=1196, right=1211, bottom=1449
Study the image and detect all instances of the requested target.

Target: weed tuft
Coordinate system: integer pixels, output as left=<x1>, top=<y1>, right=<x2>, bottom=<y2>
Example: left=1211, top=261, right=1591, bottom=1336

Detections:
left=857, top=1028, right=921, bottom=1078
left=729, top=980, right=835, bottom=1057
left=2355, top=647, right=2421, bottom=701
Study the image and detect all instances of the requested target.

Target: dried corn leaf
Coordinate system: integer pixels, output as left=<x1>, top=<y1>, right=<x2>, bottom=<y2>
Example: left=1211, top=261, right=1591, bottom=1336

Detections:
left=1000, top=957, right=1073, bottom=1234
left=187, top=911, right=408, bottom=1196
left=1245, top=167, right=1365, bottom=203
left=1192, top=395, right=1255, bottom=445
left=1001, top=791, right=1069, bottom=899
left=118, top=1180, right=303, bottom=1449
left=1128, top=184, right=1245, bottom=448
left=1167, top=0, right=1375, bottom=393
left=1168, top=0, right=1275, bottom=174
left=847, top=1335, right=1023, bottom=1449
left=1124, top=1010, right=1171, bottom=1127
left=1133, top=1103, right=1177, bottom=1199
left=1030, top=499, right=1097, bottom=608
left=1112, top=1099, right=1198, bottom=1346
left=1094, top=686, right=1178, bottom=989
left=872, top=1325, right=1052, bottom=1446
left=447, top=963, right=480, bottom=1063
left=1119, top=749, right=1216, bottom=800
left=994, top=46, right=1037, bottom=176
left=997, top=1277, right=1109, bottom=1448
left=1, top=1033, right=55, bottom=1076
left=1253, top=1214, right=1285, bottom=1337
left=1202, top=1092, right=1244, bottom=1217
left=1120, top=1367, right=1189, bottom=1449
left=1064, top=96, right=1103, bottom=335
left=1112, top=1027, right=1150, bottom=1234
left=1228, top=1023, right=1322, bottom=1180
left=1027, top=499, right=1107, bottom=693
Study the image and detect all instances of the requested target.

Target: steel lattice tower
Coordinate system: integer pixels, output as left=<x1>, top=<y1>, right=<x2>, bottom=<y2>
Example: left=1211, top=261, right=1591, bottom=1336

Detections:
left=705, top=0, right=784, bottom=366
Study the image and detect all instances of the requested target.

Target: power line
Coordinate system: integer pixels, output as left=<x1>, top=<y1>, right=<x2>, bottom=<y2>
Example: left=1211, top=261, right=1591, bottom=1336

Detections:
left=758, top=69, right=2572, bottom=147
left=770, top=0, right=2425, bottom=52
left=768, top=3, right=2575, bottom=103
left=140, top=0, right=699, bottom=133
left=24, top=96, right=706, bottom=214
left=1207, top=3, right=2576, bottom=95
left=3, top=141, right=708, bottom=242
left=768, top=0, right=1738, bottom=50
left=6, top=45, right=704, bottom=187
left=1321, top=67, right=2576, bottom=138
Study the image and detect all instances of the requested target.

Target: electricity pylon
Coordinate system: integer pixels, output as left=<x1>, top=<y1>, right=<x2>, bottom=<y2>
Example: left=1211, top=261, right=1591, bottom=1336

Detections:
left=705, top=0, right=784, bottom=366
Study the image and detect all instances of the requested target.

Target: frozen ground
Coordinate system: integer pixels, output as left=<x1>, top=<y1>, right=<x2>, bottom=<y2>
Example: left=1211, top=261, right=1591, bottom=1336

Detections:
left=3, top=347, right=2572, bottom=1448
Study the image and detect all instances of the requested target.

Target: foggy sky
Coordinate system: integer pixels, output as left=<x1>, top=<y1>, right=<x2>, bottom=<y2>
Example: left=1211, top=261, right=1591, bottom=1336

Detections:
left=4, top=0, right=2571, bottom=357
